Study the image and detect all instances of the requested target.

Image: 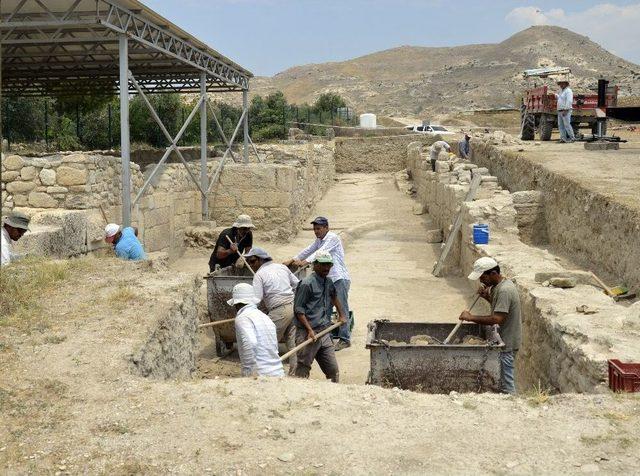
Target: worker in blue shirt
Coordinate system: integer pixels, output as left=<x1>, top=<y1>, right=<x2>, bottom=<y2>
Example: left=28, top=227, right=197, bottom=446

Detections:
left=104, top=223, right=145, bottom=261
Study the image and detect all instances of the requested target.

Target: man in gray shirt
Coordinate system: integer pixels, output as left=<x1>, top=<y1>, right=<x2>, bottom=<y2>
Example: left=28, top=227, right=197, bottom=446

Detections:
left=459, top=257, right=522, bottom=394
left=293, top=251, right=347, bottom=382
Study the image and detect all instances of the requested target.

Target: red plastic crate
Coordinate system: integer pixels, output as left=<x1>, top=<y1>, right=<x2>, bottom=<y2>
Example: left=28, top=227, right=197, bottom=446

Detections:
left=608, top=359, right=640, bottom=393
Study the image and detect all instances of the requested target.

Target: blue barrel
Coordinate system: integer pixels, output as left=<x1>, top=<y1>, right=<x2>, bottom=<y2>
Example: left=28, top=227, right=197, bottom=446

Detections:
left=473, top=224, right=489, bottom=245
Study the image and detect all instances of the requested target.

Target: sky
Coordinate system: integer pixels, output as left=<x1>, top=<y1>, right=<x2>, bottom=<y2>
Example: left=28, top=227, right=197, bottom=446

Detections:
left=143, top=0, right=640, bottom=76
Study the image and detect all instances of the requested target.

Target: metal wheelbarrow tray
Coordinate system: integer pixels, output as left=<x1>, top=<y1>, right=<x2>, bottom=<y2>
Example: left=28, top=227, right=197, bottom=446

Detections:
left=366, top=320, right=504, bottom=393
left=205, top=265, right=310, bottom=357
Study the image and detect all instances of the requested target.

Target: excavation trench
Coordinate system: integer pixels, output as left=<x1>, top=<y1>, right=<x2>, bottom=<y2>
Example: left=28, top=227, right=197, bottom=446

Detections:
left=150, top=139, right=640, bottom=395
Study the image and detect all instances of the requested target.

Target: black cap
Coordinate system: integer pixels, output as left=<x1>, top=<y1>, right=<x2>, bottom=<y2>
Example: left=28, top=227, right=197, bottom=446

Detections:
left=310, top=216, right=329, bottom=226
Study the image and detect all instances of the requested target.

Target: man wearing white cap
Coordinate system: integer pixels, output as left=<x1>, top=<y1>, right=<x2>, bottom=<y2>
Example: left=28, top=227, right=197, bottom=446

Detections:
left=228, top=283, right=284, bottom=377
left=459, top=257, right=522, bottom=394
left=555, top=79, right=575, bottom=143
left=1, top=211, right=30, bottom=266
left=245, top=247, right=300, bottom=375
left=104, top=223, right=145, bottom=261
left=429, top=140, right=451, bottom=172
left=208, top=214, right=254, bottom=272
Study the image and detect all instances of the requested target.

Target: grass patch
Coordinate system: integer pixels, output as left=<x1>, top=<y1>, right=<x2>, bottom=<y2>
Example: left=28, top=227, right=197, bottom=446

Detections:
left=107, top=285, right=138, bottom=309
left=525, top=381, right=552, bottom=406
left=0, top=257, right=90, bottom=331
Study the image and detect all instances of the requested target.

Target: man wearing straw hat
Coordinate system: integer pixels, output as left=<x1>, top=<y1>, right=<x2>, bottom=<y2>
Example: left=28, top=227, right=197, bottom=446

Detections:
left=1, top=211, right=31, bottom=266
left=227, top=282, right=284, bottom=377
left=293, top=251, right=347, bottom=383
left=208, top=214, right=254, bottom=272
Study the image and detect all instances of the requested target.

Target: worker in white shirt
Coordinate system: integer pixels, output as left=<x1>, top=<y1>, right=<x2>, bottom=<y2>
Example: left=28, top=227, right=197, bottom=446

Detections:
left=245, top=247, right=300, bottom=375
left=1, top=211, right=30, bottom=266
left=227, top=283, right=284, bottom=377
left=555, top=79, right=575, bottom=143
left=284, top=216, right=352, bottom=351
left=429, top=140, right=451, bottom=171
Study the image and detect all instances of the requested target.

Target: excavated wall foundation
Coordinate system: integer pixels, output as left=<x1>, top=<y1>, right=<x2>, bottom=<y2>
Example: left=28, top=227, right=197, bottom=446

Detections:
left=407, top=142, right=640, bottom=393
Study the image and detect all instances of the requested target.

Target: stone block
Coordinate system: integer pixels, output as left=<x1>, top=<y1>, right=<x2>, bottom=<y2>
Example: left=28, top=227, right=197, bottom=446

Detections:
left=64, top=194, right=93, bottom=209
left=276, top=167, right=296, bottom=191
left=4, top=155, right=24, bottom=170
left=28, top=191, right=58, bottom=208
left=67, top=184, right=90, bottom=192
left=2, top=171, right=20, bottom=182
left=57, top=166, right=88, bottom=186
left=62, top=153, right=88, bottom=163
left=210, top=194, right=238, bottom=208
left=7, top=181, right=36, bottom=193
left=584, top=141, right=619, bottom=151
left=511, top=190, right=543, bottom=205
left=20, top=166, right=37, bottom=181
left=241, top=191, right=292, bottom=208
left=39, top=168, right=57, bottom=185
left=435, top=161, right=450, bottom=173
left=13, top=194, right=28, bottom=206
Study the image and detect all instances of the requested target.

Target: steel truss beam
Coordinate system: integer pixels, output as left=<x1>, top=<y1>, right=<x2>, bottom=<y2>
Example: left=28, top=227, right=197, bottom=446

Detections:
left=1, top=0, right=251, bottom=95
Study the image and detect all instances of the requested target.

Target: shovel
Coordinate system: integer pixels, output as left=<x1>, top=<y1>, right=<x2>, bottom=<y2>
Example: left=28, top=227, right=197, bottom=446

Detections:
left=443, top=293, right=482, bottom=345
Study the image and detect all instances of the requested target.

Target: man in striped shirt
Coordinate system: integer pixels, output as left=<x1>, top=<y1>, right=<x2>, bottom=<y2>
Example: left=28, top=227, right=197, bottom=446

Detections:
left=285, top=216, right=352, bottom=351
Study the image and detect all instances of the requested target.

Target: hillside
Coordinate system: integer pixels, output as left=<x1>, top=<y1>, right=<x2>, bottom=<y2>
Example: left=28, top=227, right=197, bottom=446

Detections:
left=251, top=26, right=640, bottom=116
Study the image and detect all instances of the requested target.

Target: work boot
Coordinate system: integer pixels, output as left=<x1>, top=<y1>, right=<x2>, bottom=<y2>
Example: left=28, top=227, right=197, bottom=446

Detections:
left=334, top=340, right=351, bottom=351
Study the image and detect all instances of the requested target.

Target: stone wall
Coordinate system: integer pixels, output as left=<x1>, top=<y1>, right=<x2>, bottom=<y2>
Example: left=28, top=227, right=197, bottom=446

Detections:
left=210, top=143, right=334, bottom=241
left=335, top=135, right=439, bottom=173
left=406, top=142, right=640, bottom=393
left=471, top=142, right=640, bottom=293
left=1, top=142, right=335, bottom=257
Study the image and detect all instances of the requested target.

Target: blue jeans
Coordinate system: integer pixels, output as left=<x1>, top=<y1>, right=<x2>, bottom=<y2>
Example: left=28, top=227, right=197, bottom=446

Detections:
left=332, top=279, right=351, bottom=343
left=499, top=351, right=517, bottom=394
left=557, top=110, right=575, bottom=142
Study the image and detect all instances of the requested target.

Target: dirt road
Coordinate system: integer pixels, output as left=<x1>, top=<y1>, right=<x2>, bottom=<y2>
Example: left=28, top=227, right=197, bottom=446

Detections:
left=177, top=173, right=472, bottom=383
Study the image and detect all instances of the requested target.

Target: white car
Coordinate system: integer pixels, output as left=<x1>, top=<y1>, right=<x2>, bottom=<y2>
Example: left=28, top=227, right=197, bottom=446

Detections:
left=406, top=124, right=455, bottom=135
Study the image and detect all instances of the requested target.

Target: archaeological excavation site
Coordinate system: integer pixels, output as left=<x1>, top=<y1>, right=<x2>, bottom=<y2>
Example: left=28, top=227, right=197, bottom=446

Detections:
left=1, top=1, right=640, bottom=474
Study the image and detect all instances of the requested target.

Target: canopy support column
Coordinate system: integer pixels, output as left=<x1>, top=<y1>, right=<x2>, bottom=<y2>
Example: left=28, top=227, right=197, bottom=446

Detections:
left=200, top=72, right=209, bottom=219
left=119, top=34, right=131, bottom=227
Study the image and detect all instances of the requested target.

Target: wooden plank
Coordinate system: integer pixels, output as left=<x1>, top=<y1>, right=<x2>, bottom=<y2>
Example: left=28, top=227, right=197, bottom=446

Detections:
left=432, top=174, right=482, bottom=277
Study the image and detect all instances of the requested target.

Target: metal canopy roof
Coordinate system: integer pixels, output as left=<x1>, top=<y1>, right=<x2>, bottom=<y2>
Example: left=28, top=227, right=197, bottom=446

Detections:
left=0, top=0, right=253, bottom=96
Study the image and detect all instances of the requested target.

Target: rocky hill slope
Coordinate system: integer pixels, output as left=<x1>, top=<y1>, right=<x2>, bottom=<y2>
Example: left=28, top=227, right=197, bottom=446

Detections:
left=252, top=26, right=640, bottom=115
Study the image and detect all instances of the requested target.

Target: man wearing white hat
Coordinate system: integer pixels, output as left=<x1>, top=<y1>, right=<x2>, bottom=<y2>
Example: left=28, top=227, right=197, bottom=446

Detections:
left=245, top=247, right=300, bottom=375
left=104, top=223, right=145, bottom=261
left=228, top=283, right=284, bottom=377
left=208, top=214, right=254, bottom=272
left=1, top=211, right=31, bottom=266
left=459, top=257, right=522, bottom=394
left=429, top=140, right=451, bottom=172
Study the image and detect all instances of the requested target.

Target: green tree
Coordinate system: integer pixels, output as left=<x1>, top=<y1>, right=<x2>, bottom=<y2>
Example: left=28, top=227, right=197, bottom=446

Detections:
left=313, top=92, right=346, bottom=113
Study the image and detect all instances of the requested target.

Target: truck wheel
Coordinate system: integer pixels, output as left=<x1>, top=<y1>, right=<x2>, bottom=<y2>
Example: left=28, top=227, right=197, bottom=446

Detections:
left=540, top=116, right=554, bottom=141
left=521, top=114, right=535, bottom=140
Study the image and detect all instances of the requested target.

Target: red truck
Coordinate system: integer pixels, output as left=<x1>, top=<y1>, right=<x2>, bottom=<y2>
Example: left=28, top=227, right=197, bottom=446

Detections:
left=521, top=84, right=618, bottom=141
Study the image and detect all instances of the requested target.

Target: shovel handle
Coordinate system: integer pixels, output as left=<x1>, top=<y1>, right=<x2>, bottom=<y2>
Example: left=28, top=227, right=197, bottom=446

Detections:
left=199, top=317, right=235, bottom=329
left=279, top=322, right=342, bottom=362
left=226, top=235, right=255, bottom=276
left=444, top=294, right=482, bottom=344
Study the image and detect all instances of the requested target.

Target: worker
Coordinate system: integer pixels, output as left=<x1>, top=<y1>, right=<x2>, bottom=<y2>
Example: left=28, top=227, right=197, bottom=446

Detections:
left=293, top=251, right=347, bottom=382
left=245, top=247, right=300, bottom=375
left=104, top=223, right=145, bottom=261
left=429, top=140, right=451, bottom=171
left=208, top=214, right=254, bottom=272
left=227, top=283, right=284, bottom=377
left=555, top=79, right=575, bottom=143
left=458, top=134, right=471, bottom=160
left=459, top=257, right=522, bottom=394
left=285, top=216, right=352, bottom=351
left=1, top=211, right=30, bottom=266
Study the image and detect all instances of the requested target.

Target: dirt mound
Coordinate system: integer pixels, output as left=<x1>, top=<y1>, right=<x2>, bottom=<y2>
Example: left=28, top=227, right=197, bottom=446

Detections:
left=252, top=26, right=640, bottom=116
